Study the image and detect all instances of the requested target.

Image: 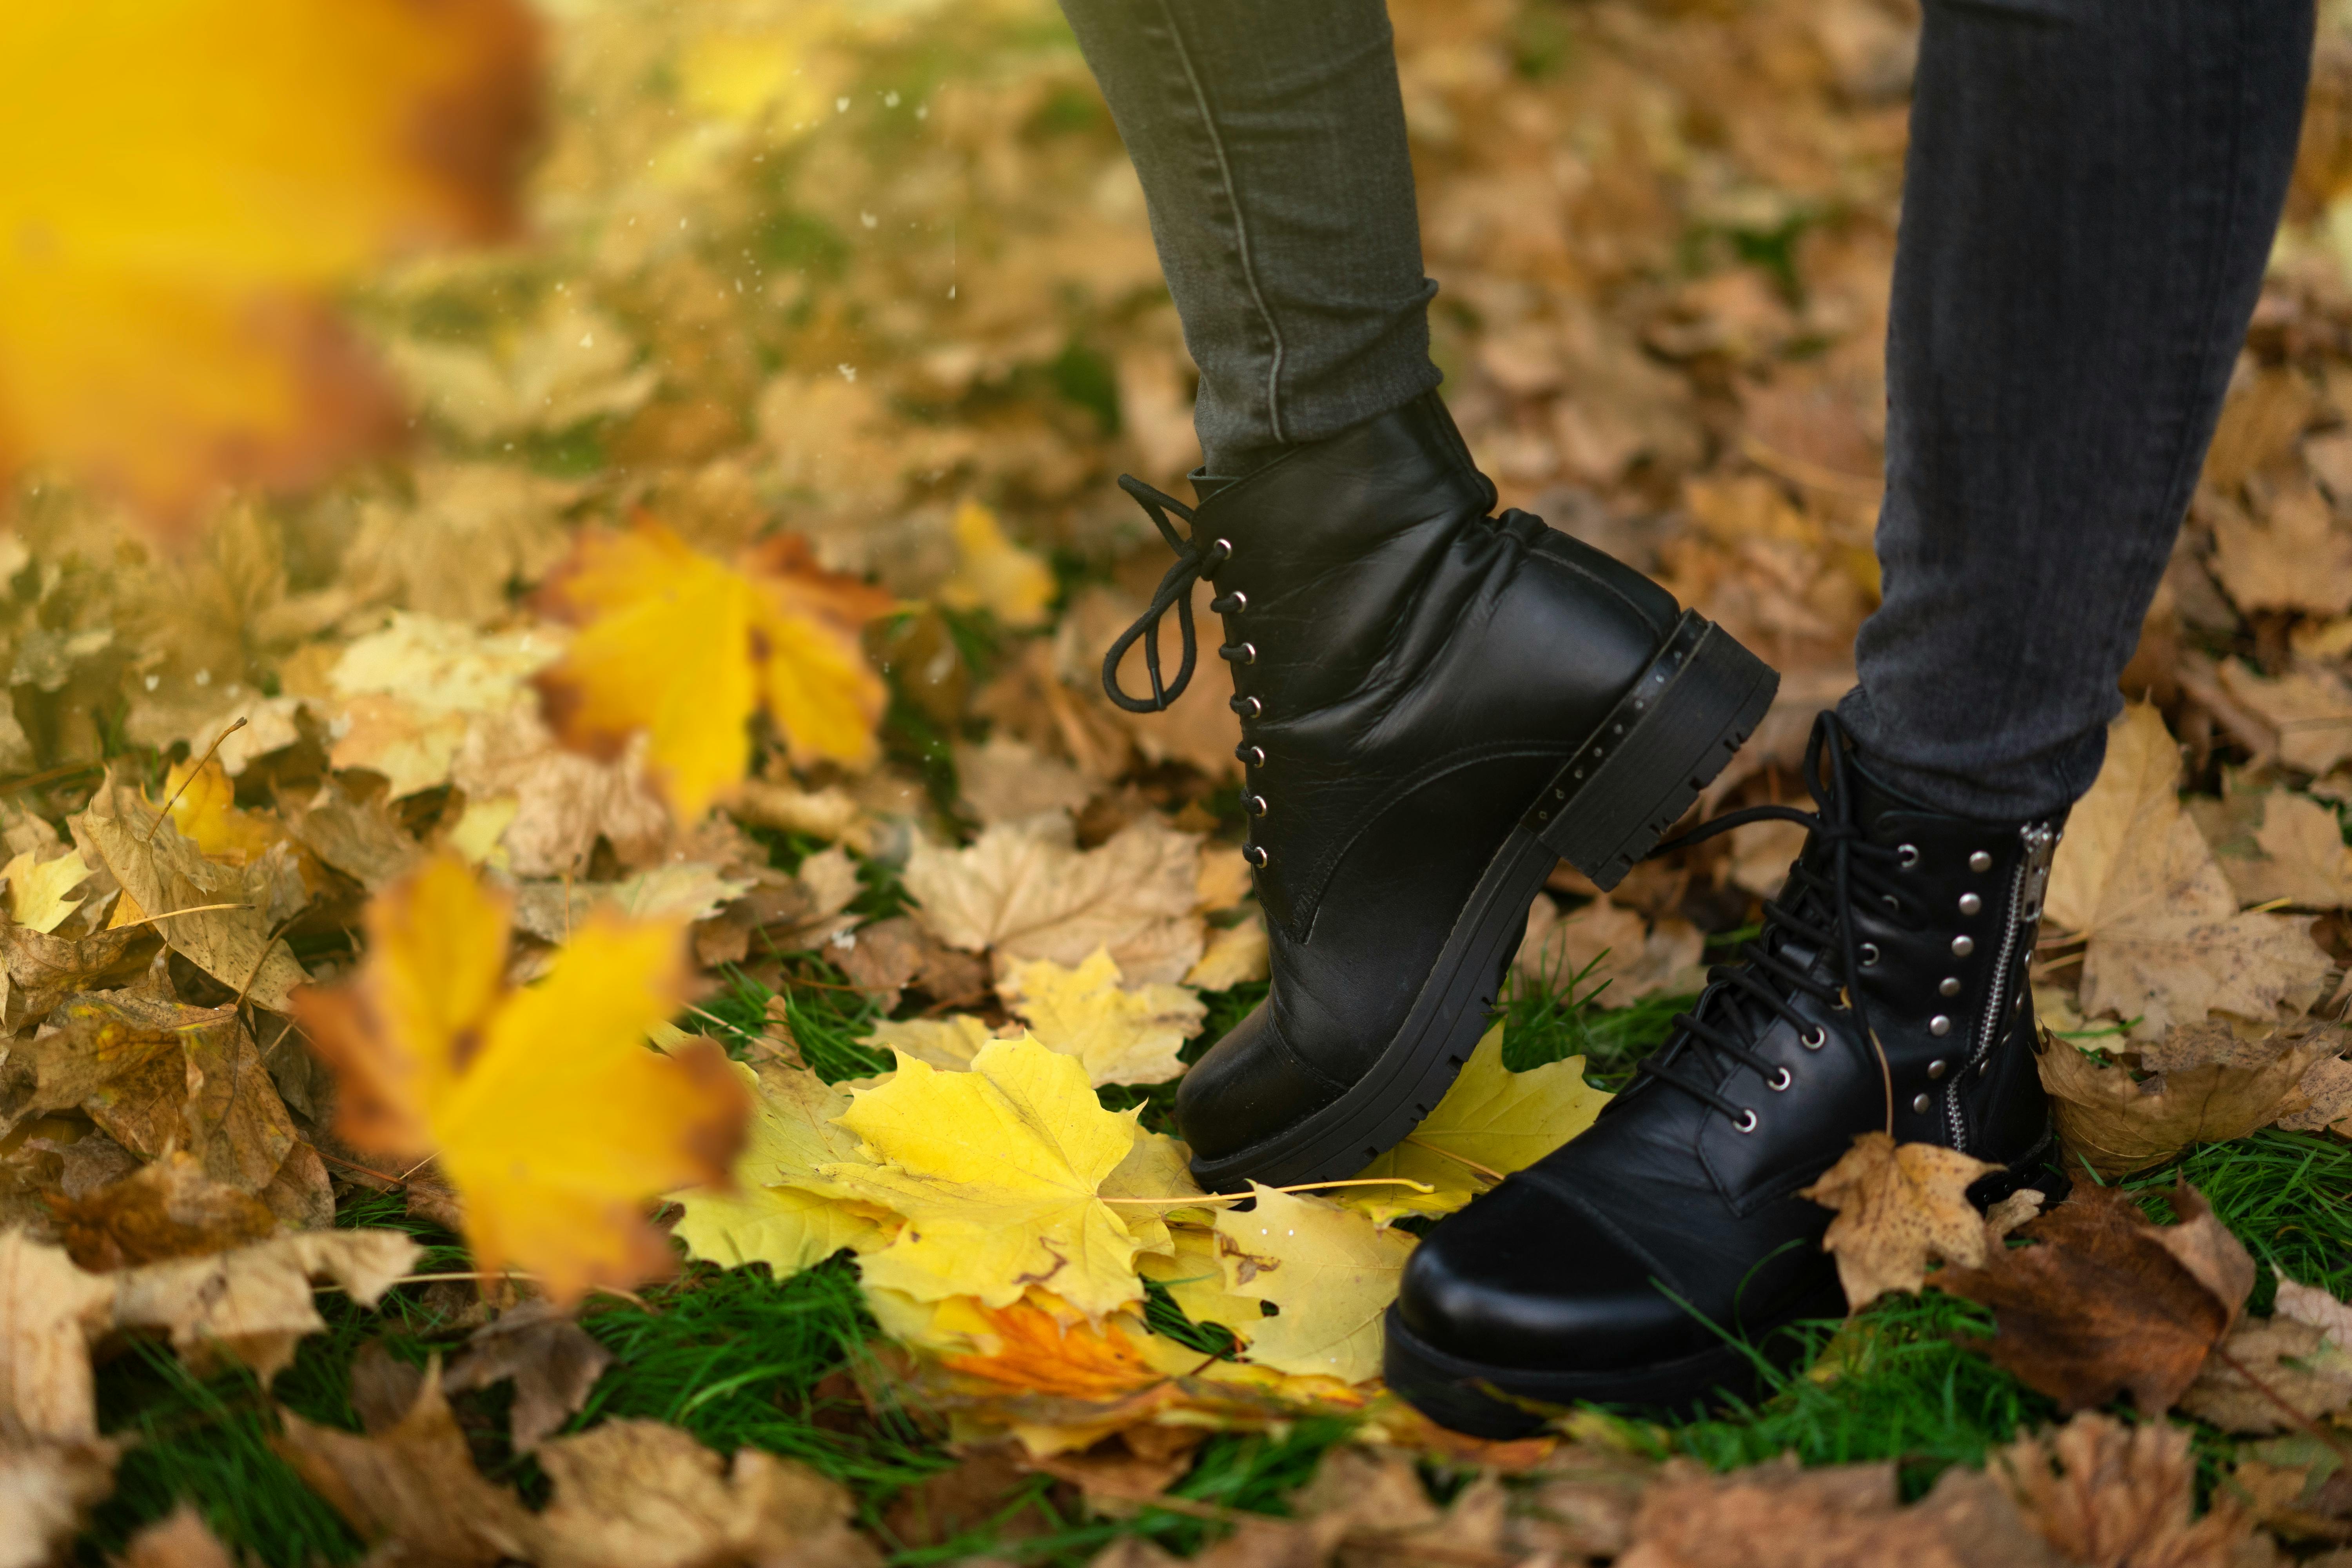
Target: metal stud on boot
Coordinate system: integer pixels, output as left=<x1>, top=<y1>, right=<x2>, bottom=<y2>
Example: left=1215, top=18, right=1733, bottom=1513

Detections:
left=1383, top=712, right=2070, bottom=1436
left=1100, top=391, right=1779, bottom=1191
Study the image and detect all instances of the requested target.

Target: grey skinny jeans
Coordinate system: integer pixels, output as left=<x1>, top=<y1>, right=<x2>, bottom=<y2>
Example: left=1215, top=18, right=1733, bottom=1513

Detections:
left=1058, top=0, right=2313, bottom=820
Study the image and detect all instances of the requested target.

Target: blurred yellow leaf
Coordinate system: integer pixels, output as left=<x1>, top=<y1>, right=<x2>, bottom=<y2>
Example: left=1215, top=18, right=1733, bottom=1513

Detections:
left=0, top=0, right=540, bottom=521
left=534, top=521, right=893, bottom=821
left=294, top=853, right=750, bottom=1302
left=158, top=758, right=286, bottom=868
left=939, top=500, right=1056, bottom=630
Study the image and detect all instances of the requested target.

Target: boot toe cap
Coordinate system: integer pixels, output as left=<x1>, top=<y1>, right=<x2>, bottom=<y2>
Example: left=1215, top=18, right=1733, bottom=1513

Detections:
left=1393, top=1176, right=1717, bottom=1374
left=1173, top=1001, right=1348, bottom=1172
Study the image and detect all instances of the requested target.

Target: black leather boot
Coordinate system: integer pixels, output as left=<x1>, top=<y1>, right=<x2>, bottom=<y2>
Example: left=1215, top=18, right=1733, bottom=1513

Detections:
left=1383, top=712, right=2071, bottom=1436
left=1101, top=392, right=1777, bottom=1191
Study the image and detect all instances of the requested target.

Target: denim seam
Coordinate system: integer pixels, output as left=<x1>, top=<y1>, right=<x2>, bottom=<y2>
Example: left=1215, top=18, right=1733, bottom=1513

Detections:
left=1152, top=0, right=1289, bottom=445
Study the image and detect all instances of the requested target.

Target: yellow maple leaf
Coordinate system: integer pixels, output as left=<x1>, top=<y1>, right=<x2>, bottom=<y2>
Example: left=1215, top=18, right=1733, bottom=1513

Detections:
left=1346, top=1024, right=1610, bottom=1221
left=534, top=521, right=893, bottom=820
left=2, top=848, right=92, bottom=935
left=158, top=757, right=289, bottom=868
left=819, top=1034, right=1147, bottom=1317
left=293, top=853, right=749, bottom=1302
left=938, top=500, right=1055, bottom=630
left=1138, top=1229, right=1264, bottom=1348
left=1214, top=1185, right=1415, bottom=1385
left=671, top=1058, right=888, bottom=1278
left=0, top=0, right=539, bottom=523
left=996, top=949, right=1206, bottom=1087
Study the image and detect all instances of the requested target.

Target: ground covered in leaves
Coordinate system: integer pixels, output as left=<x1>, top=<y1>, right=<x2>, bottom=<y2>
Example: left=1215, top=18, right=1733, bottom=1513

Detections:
left=21, top=0, right=2352, bottom=1562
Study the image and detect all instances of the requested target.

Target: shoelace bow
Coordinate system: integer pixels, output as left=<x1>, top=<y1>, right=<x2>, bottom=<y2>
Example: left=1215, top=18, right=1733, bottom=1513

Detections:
left=1635, top=713, right=1906, bottom=1134
left=1101, top=475, right=1231, bottom=714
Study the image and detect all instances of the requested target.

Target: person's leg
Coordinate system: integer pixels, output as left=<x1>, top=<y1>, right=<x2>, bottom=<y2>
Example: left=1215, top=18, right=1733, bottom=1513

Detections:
left=1842, top=0, right=2314, bottom=819
left=1389, top=0, right=2315, bottom=1437
left=1062, top=3, right=1780, bottom=1194
left=1055, top=0, right=1438, bottom=479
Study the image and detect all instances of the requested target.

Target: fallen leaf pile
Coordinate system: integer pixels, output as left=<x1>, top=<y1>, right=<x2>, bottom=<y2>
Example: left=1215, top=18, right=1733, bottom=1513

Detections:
left=19, top=0, right=2352, bottom=1557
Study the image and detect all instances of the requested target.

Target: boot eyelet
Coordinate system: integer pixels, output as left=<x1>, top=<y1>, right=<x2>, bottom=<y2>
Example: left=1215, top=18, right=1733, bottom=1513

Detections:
left=1246, top=794, right=1268, bottom=818
left=1911, top=1092, right=1932, bottom=1114
left=1898, top=844, right=1920, bottom=869
left=1226, top=591, right=1248, bottom=613
left=1230, top=642, right=1257, bottom=665
left=1951, top=935, right=1975, bottom=957
left=1236, top=695, right=1263, bottom=719
left=1238, top=744, right=1266, bottom=767
left=1243, top=844, right=1269, bottom=869
left=1859, top=943, right=1879, bottom=965
left=1958, top=892, right=1982, bottom=916
left=1766, top=1067, right=1793, bottom=1091
left=1881, top=894, right=1900, bottom=913
left=1732, top=1108, right=1758, bottom=1133
left=1800, top=1025, right=1826, bottom=1051
left=1969, top=851, right=1993, bottom=872
left=1929, top=1015, right=1952, bottom=1036
left=1206, top=538, right=1233, bottom=566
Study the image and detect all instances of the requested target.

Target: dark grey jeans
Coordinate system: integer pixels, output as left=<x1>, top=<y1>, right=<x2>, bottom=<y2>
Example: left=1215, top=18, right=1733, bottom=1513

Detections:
left=1059, top=0, right=2313, bottom=820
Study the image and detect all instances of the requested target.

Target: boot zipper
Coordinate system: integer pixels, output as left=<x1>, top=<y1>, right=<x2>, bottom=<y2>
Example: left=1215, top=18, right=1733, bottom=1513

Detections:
left=1943, top=822, right=2058, bottom=1151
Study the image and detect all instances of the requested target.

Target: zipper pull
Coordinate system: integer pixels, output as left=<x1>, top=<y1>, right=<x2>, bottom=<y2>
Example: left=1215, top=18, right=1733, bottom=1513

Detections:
left=2017, top=822, right=2059, bottom=925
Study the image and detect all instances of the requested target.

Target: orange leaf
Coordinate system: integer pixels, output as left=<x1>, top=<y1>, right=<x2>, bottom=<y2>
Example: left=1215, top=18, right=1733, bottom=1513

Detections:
left=0, top=0, right=540, bottom=524
left=939, top=1298, right=1168, bottom=1401
left=294, top=854, right=749, bottom=1302
left=533, top=520, right=892, bottom=819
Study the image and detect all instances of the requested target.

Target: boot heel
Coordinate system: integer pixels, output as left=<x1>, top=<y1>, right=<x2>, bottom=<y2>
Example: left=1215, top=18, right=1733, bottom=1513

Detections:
left=1527, top=611, right=1777, bottom=890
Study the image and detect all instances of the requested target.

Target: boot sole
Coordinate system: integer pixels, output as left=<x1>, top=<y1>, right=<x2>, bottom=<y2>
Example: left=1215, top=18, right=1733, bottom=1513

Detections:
left=1188, top=611, right=1777, bottom=1194
left=1379, top=1128, right=2071, bottom=1437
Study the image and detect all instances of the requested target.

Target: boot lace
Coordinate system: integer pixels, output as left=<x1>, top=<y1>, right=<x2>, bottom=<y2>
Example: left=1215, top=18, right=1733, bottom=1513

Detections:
left=1633, top=712, right=1909, bottom=1134
left=1102, top=476, right=1271, bottom=863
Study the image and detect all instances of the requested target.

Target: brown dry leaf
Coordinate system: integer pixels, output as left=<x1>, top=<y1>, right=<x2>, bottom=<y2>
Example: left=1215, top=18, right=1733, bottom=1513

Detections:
left=955, top=735, right=1096, bottom=827
left=2042, top=704, right=2330, bottom=1037
left=1928, top=1182, right=2253, bottom=1414
left=887, top=1441, right=1071, bottom=1551
left=111, top=1228, right=420, bottom=1386
left=0, top=1229, right=116, bottom=1441
left=450, top=706, right=671, bottom=878
left=2218, top=658, right=2352, bottom=777
left=2279, top=1274, right=2352, bottom=1345
left=0, top=918, right=160, bottom=1035
left=1997, top=1412, right=2264, bottom=1568
left=1798, top=1132, right=2000, bottom=1311
left=344, top=462, right=578, bottom=626
left=1614, top=1454, right=2065, bottom=1568
left=15, top=995, right=310, bottom=1206
left=2211, top=479, right=2352, bottom=616
left=2038, top=1029, right=2331, bottom=1177
left=2197, top=788, right=2352, bottom=909
left=76, top=769, right=308, bottom=1012
left=903, top=814, right=1205, bottom=985
left=273, top=1361, right=537, bottom=1566
left=530, top=1419, right=882, bottom=1568
left=111, top=1504, right=238, bottom=1568
left=831, top=915, right=990, bottom=1011
left=1516, top=893, right=1703, bottom=1006
left=1069, top=582, right=1244, bottom=784
left=1028, top=1427, right=1209, bottom=1510
left=52, top=1150, right=278, bottom=1271
left=442, top=1300, right=614, bottom=1453
left=281, top=777, right=421, bottom=893
left=2177, top=1315, right=2352, bottom=1433
left=2277, top=1054, right=2352, bottom=1132
left=0, top=1433, right=122, bottom=1568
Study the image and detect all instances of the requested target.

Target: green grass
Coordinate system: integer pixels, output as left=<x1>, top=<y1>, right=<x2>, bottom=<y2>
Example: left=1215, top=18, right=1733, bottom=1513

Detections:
left=79, top=947, right=2352, bottom=1562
